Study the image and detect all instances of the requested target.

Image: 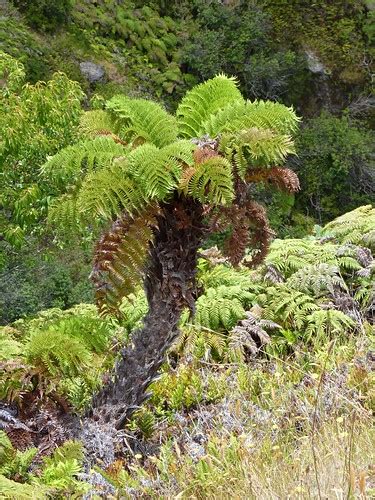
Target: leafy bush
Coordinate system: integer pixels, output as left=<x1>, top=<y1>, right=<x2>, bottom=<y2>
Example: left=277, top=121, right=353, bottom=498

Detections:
left=0, top=303, right=116, bottom=410
left=0, top=52, right=84, bottom=245
left=293, top=112, right=375, bottom=222
left=13, top=0, right=73, bottom=32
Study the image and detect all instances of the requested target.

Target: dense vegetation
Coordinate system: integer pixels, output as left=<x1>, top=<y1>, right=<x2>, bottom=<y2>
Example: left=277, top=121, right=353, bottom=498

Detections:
left=0, top=1, right=374, bottom=498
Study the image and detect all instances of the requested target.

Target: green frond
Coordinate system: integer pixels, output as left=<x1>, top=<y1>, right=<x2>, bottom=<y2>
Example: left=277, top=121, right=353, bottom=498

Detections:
left=119, top=290, right=148, bottom=333
left=194, top=285, right=252, bottom=331
left=187, top=156, right=234, bottom=205
left=26, top=328, right=92, bottom=377
left=219, top=127, right=295, bottom=176
left=127, top=143, right=186, bottom=199
left=265, top=239, right=344, bottom=278
left=176, top=74, right=243, bottom=139
left=0, top=331, right=22, bottom=361
left=50, top=316, right=111, bottom=354
left=174, top=326, right=227, bottom=360
left=0, top=430, right=38, bottom=481
left=76, top=162, right=144, bottom=220
left=0, top=474, right=47, bottom=499
left=47, top=192, right=82, bottom=230
left=197, top=261, right=256, bottom=290
left=35, top=459, right=85, bottom=491
left=286, top=263, right=347, bottom=298
left=41, top=136, right=128, bottom=188
left=43, top=441, right=84, bottom=468
left=262, top=286, right=319, bottom=331
left=305, top=309, right=355, bottom=341
left=106, top=95, right=177, bottom=147
left=203, top=99, right=300, bottom=137
left=79, top=109, right=120, bottom=139
left=322, top=205, right=375, bottom=250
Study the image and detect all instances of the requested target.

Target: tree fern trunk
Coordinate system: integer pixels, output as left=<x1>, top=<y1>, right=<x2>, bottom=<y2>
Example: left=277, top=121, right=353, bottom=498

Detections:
left=89, top=196, right=205, bottom=429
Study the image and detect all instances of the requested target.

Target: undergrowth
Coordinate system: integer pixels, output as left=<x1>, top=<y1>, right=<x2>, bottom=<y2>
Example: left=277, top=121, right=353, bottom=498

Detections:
left=0, top=206, right=374, bottom=497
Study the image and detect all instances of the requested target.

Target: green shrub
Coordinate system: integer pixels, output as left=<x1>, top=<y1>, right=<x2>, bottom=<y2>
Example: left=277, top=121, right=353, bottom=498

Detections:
left=294, top=112, right=374, bottom=222
left=13, top=0, right=73, bottom=32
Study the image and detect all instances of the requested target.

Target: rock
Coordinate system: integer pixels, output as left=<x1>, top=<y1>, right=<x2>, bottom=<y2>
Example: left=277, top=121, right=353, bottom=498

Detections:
left=305, top=50, right=328, bottom=75
left=79, top=61, right=105, bottom=84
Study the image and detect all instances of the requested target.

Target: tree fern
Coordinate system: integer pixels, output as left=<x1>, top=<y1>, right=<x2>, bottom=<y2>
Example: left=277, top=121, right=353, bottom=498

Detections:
left=42, top=74, right=300, bottom=429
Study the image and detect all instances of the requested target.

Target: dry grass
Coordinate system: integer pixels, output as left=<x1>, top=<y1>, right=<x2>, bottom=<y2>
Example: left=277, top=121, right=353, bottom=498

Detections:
left=142, top=417, right=374, bottom=499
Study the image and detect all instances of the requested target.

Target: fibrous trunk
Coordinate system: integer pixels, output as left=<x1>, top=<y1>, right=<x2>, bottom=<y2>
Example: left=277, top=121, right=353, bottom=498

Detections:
left=88, top=196, right=205, bottom=429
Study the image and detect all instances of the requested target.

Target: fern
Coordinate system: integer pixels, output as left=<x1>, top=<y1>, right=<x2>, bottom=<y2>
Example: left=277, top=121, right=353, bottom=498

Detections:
left=305, top=309, right=356, bottom=341
left=0, top=332, right=22, bottom=361
left=119, top=290, right=148, bottom=333
left=0, top=474, right=47, bottom=499
left=91, top=208, right=157, bottom=315
left=174, top=325, right=227, bottom=361
left=265, top=239, right=363, bottom=279
left=176, top=74, right=243, bottom=138
left=193, top=285, right=254, bottom=331
left=25, top=328, right=92, bottom=377
left=187, top=156, right=234, bottom=205
left=322, top=205, right=375, bottom=250
left=132, top=409, right=156, bottom=439
left=262, top=287, right=320, bottom=331
left=41, top=136, right=128, bottom=188
left=286, top=263, right=347, bottom=298
left=219, top=127, right=295, bottom=176
left=202, top=99, right=300, bottom=138
left=0, top=431, right=37, bottom=480
left=106, top=95, right=177, bottom=147
left=228, top=312, right=279, bottom=361
left=34, top=460, right=85, bottom=492
left=197, top=261, right=257, bottom=290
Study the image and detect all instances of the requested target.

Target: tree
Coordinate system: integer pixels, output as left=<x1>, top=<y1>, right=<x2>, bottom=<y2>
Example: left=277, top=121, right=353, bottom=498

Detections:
left=44, top=75, right=300, bottom=430
left=0, top=51, right=84, bottom=247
